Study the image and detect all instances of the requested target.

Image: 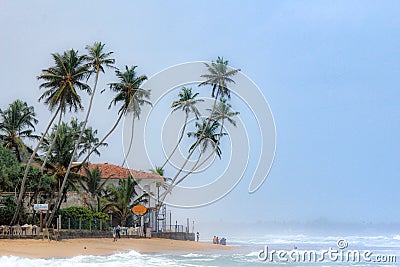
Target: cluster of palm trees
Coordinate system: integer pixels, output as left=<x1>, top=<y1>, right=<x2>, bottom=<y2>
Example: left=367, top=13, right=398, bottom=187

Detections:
left=0, top=41, right=151, bottom=227
left=1, top=47, right=241, bottom=227
left=155, top=57, right=241, bottom=208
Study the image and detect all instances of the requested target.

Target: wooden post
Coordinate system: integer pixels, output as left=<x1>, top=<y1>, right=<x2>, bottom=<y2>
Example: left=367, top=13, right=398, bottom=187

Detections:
left=40, top=212, right=43, bottom=232
left=100, top=219, right=102, bottom=231
left=68, top=218, right=70, bottom=230
left=79, top=218, right=82, bottom=230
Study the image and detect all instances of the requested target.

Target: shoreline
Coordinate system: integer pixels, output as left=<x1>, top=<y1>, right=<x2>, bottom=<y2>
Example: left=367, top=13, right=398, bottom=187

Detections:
left=0, top=238, right=232, bottom=259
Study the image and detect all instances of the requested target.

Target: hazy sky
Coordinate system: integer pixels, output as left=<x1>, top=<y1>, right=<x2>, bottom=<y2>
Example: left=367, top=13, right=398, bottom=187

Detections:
left=1, top=1, right=399, bottom=232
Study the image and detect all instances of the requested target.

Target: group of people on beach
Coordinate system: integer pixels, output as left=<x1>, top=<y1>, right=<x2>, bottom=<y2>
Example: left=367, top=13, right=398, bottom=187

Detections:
left=212, top=236, right=226, bottom=245
left=112, top=225, right=121, bottom=242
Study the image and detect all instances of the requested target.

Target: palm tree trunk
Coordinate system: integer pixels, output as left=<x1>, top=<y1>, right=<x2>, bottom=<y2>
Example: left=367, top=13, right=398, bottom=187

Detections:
left=157, top=95, right=220, bottom=210
left=11, top=104, right=62, bottom=225
left=46, top=71, right=99, bottom=227
left=80, top=111, right=124, bottom=165
left=41, top=110, right=63, bottom=169
left=121, top=117, right=135, bottom=167
left=190, top=119, right=225, bottom=172
left=175, top=151, right=203, bottom=186
left=160, top=111, right=189, bottom=169
left=47, top=111, right=124, bottom=226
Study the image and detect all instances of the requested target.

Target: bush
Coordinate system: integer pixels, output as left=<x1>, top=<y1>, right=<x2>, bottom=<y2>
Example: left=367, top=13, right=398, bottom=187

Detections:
left=59, top=206, right=109, bottom=221
left=0, top=195, right=18, bottom=225
left=59, top=206, right=110, bottom=230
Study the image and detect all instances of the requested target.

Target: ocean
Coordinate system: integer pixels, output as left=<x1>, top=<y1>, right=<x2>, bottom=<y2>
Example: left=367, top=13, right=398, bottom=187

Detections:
left=1, top=233, right=399, bottom=266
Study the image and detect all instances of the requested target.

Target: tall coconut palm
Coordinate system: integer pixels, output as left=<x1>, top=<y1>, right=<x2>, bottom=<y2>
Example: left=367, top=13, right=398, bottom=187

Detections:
left=80, top=66, right=150, bottom=166
left=196, top=97, right=240, bottom=167
left=47, top=43, right=115, bottom=226
left=111, top=66, right=151, bottom=166
left=198, top=56, right=240, bottom=99
left=187, top=119, right=224, bottom=162
left=209, top=98, right=239, bottom=129
left=12, top=49, right=90, bottom=225
left=161, top=87, right=203, bottom=169
left=0, top=100, right=39, bottom=162
left=159, top=119, right=225, bottom=203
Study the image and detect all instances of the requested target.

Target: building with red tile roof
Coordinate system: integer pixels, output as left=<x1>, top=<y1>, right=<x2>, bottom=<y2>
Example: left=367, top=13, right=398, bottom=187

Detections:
left=76, top=162, right=163, bottom=180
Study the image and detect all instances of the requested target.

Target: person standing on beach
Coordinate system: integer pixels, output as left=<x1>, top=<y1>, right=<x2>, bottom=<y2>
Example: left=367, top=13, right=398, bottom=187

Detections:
left=196, top=232, right=199, bottom=242
left=116, top=225, right=121, bottom=239
left=112, top=227, right=117, bottom=242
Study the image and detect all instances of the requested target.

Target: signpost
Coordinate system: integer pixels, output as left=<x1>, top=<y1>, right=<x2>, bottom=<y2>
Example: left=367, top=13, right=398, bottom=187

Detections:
left=34, top=204, right=48, bottom=211
left=34, top=204, right=48, bottom=232
left=132, top=205, right=147, bottom=237
left=132, top=205, right=147, bottom=215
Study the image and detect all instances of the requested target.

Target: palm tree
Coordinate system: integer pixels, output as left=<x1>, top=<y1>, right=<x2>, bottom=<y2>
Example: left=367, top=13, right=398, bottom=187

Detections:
left=12, top=49, right=90, bottom=225
left=40, top=119, right=86, bottom=224
left=198, top=56, right=240, bottom=99
left=203, top=97, right=239, bottom=161
left=159, top=57, right=241, bottom=210
left=80, top=66, right=150, bottom=165
left=0, top=100, right=39, bottom=162
left=187, top=119, right=224, bottom=161
left=177, top=57, right=239, bottom=170
left=105, top=175, right=147, bottom=226
left=209, top=98, right=239, bottom=129
left=47, top=43, right=115, bottom=226
left=80, top=165, right=110, bottom=212
left=161, top=87, right=203, bottom=169
left=159, top=119, right=225, bottom=203
left=109, top=66, right=151, bottom=166
left=78, top=127, right=108, bottom=162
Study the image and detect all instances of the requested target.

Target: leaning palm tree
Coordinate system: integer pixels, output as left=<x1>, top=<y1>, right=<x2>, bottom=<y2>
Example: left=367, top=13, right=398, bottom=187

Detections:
left=12, top=49, right=90, bottom=225
left=159, top=119, right=225, bottom=204
left=161, top=87, right=203, bottom=169
left=179, top=118, right=225, bottom=180
left=198, top=56, right=240, bottom=99
left=209, top=98, right=239, bottom=130
left=47, top=43, right=115, bottom=226
left=80, top=65, right=150, bottom=166
left=111, top=66, right=151, bottom=166
left=195, top=97, right=240, bottom=167
left=187, top=119, right=224, bottom=159
left=0, top=100, right=39, bottom=162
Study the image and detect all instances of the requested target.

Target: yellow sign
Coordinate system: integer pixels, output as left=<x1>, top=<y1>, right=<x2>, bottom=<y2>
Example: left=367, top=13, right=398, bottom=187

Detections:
left=132, top=205, right=147, bottom=215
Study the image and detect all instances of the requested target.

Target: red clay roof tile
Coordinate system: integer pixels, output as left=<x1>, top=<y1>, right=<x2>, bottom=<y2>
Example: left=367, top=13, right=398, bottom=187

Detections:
left=75, top=162, right=163, bottom=179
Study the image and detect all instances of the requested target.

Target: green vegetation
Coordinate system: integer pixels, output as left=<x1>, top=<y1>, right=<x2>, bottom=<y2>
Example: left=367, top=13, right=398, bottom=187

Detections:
left=0, top=42, right=240, bottom=228
left=59, top=206, right=109, bottom=221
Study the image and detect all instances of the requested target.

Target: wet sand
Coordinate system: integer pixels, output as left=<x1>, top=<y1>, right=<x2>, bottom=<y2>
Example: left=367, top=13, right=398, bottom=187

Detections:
left=0, top=238, right=231, bottom=258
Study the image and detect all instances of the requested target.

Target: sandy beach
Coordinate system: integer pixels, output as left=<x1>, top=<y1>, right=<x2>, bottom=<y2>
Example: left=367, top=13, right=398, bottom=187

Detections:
left=0, top=238, right=231, bottom=259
